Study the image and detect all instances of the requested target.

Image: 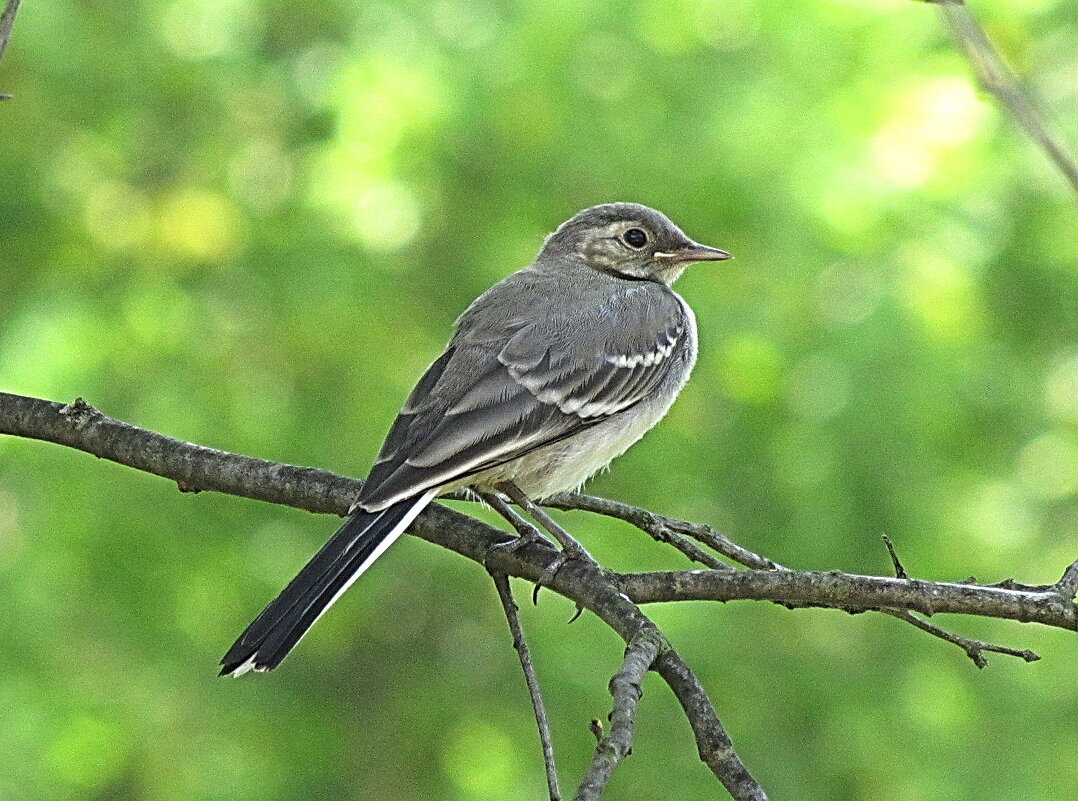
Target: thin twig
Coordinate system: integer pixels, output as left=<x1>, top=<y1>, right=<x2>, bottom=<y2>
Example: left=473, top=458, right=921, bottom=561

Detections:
left=490, top=572, right=561, bottom=801
left=924, top=0, right=1078, bottom=197
left=884, top=608, right=1038, bottom=668
left=7, top=391, right=1076, bottom=800
left=878, top=536, right=1035, bottom=666
left=543, top=492, right=784, bottom=571
left=882, top=535, right=907, bottom=579
left=574, top=629, right=664, bottom=801
left=0, top=0, right=22, bottom=100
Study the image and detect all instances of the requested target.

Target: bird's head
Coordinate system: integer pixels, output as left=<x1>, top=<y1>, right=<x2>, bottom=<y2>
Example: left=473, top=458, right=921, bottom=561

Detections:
left=540, top=202, right=732, bottom=286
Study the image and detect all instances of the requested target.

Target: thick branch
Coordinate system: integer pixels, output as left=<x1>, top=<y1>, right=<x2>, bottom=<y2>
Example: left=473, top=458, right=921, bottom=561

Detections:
left=4, top=393, right=1074, bottom=636
left=618, top=568, right=1078, bottom=632
left=0, top=392, right=766, bottom=800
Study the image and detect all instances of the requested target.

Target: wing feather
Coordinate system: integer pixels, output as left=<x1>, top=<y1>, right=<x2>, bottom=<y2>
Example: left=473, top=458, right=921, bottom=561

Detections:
left=356, top=286, right=689, bottom=511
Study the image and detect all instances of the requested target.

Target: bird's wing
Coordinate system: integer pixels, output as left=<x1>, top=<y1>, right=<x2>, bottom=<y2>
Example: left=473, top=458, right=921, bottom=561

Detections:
left=355, top=295, right=688, bottom=511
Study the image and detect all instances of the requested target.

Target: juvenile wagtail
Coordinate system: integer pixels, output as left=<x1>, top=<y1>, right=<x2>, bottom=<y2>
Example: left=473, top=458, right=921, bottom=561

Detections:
left=221, top=203, right=731, bottom=676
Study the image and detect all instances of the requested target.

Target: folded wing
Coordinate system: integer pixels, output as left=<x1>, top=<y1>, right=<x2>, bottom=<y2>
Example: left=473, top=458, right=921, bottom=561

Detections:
left=356, top=298, right=687, bottom=511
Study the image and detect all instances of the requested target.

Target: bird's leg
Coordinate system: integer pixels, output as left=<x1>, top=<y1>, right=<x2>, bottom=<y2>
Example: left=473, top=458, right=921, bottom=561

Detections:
left=479, top=490, right=572, bottom=607
left=498, top=481, right=597, bottom=597
left=478, top=490, right=555, bottom=562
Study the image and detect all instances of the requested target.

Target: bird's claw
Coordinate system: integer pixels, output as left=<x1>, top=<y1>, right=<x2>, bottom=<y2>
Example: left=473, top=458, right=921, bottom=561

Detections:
left=532, top=543, right=596, bottom=604
left=484, top=527, right=553, bottom=568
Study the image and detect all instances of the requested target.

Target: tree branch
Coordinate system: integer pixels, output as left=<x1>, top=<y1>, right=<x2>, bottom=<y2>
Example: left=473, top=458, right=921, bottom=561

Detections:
left=543, top=492, right=783, bottom=571
left=0, top=391, right=766, bottom=800
left=617, top=568, right=1078, bottom=632
left=0, top=0, right=22, bottom=100
left=574, top=629, right=663, bottom=801
left=490, top=572, right=562, bottom=801
left=4, top=391, right=1074, bottom=800
left=922, top=0, right=1078, bottom=197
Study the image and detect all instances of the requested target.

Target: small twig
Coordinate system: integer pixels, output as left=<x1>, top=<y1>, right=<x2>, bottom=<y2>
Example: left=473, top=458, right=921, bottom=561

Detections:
left=573, top=495, right=731, bottom=569
left=573, top=629, right=664, bottom=801
left=881, top=535, right=908, bottom=579
left=922, top=0, right=1078, bottom=197
left=543, top=492, right=785, bottom=571
left=588, top=719, right=604, bottom=744
left=0, top=0, right=22, bottom=100
left=879, top=536, right=1035, bottom=666
left=885, top=608, right=1038, bottom=668
left=1056, top=560, right=1078, bottom=598
left=641, top=522, right=732, bottom=571
left=490, top=572, right=561, bottom=801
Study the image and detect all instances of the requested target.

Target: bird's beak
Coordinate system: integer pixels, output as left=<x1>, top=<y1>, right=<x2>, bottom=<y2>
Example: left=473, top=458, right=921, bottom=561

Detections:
left=654, top=242, right=733, bottom=263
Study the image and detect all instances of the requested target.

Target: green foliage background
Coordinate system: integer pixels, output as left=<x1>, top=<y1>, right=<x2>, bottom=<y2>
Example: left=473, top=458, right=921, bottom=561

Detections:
left=1, top=1, right=1076, bottom=799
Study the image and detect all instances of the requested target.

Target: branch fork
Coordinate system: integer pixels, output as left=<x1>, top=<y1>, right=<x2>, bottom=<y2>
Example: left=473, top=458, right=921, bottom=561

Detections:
left=2, top=390, right=1075, bottom=801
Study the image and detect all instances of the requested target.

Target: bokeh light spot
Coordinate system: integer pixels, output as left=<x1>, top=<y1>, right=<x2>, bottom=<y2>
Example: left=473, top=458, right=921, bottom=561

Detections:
left=432, top=0, right=501, bottom=50
left=720, top=335, right=786, bottom=404
left=1044, top=351, right=1078, bottom=424
left=869, top=77, right=989, bottom=188
left=815, top=262, right=884, bottom=328
left=961, top=480, right=1035, bottom=551
left=786, top=354, right=850, bottom=421
left=351, top=181, right=422, bottom=252
left=900, top=251, right=982, bottom=343
left=157, top=187, right=247, bottom=262
left=901, top=663, right=971, bottom=732
left=442, top=718, right=521, bottom=800
left=158, top=0, right=263, bottom=61
left=43, top=715, right=129, bottom=791
left=1018, top=433, right=1078, bottom=499
left=228, top=140, right=293, bottom=211
left=83, top=181, right=152, bottom=251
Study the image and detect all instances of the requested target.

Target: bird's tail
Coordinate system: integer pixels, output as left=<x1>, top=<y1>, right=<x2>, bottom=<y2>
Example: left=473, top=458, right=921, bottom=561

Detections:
left=220, top=490, right=436, bottom=676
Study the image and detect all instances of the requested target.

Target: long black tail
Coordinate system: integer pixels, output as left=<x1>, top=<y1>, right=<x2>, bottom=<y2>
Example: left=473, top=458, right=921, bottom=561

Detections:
left=220, top=491, right=435, bottom=676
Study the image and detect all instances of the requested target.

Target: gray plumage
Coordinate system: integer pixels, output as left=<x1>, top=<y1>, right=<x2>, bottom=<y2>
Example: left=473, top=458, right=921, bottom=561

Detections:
left=221, top=202, right=730, bottom=676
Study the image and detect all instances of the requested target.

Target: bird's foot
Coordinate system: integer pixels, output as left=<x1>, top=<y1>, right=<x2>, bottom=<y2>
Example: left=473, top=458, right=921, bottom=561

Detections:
left=532, top=541, right=596, bottom=605
left=484, top=525, right=554, bottom=567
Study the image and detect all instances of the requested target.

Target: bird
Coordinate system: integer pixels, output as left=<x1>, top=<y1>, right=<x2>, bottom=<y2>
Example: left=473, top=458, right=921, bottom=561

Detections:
left=220, top=202, right=732, bottom=676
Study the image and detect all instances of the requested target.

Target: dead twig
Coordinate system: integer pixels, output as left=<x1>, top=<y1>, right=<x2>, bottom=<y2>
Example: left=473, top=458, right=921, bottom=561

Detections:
left=542, top=492, right=784, bottom=571
left=923, top=0, right=1078, bottom=197
left=0, top=0, right=22, bottom=100
left=885, top=608, right=1039, bottom=668
left=490, top=572, right=561, bottom=801
left=573, top=629, right=664, bottom=801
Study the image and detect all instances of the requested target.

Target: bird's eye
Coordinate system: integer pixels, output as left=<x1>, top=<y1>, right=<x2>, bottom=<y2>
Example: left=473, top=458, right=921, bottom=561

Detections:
left=623, top=228, right=648, bottom=249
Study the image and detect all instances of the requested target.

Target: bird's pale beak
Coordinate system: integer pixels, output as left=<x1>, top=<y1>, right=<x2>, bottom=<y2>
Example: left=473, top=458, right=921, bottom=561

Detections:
left=654, top=242, right=733, bottom=263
